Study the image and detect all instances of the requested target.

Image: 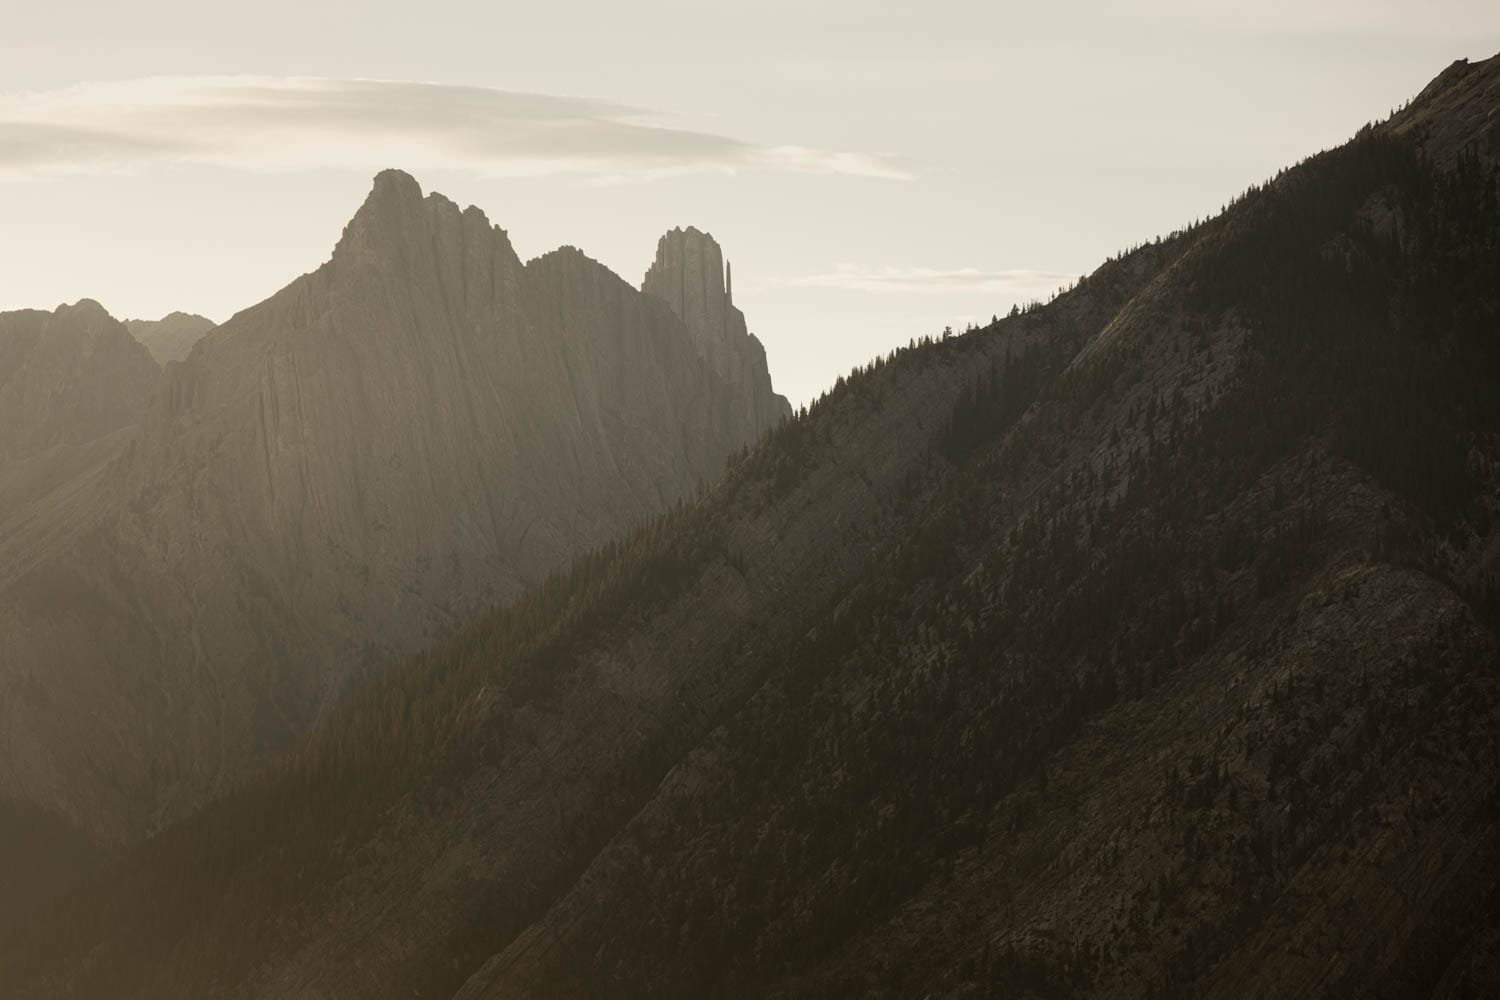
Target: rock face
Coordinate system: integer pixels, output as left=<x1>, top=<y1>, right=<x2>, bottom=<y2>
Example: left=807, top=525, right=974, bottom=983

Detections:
left=0, top=300, right=159, bottom=463
left=643, top=227, right=790, bottom=431
left=0, top=170, right=789, bottom=845
left=125, top=312, right=215, bottom=365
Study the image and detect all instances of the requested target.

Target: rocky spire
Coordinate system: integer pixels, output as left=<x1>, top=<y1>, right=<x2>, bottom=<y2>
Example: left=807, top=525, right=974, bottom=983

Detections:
left=643, top=227, right=791, bottom=427
left=642, top=226, right=733, bottom=348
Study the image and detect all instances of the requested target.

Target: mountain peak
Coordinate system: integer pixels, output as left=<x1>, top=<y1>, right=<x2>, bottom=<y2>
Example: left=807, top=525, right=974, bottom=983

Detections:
left=347, top=168, right=426, bottom=229
left=332, top=169, right=500, bottom=268
left=370, top=167, right=422, bottom=199
left=642, top=226, right=791, bottom=424
left=643, top=226, right=732, bottom=340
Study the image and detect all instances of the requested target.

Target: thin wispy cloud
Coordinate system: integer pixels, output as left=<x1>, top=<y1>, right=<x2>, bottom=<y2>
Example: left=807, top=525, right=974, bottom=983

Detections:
left=0, top=76, right=910, bottom=181
left=777, top=265, right=1076, bottom=294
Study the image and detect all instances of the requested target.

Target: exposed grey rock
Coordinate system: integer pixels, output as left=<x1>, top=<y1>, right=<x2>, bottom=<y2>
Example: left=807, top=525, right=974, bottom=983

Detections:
left=643, top=226, right=791, bottom=431
left=0, top=170, right=789, bottom=845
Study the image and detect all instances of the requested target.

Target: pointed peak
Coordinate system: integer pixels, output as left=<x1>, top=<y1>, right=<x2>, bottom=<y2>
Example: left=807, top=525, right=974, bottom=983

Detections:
left=340, top=169, right=425, bottom=235
left=336, top=169, right=445, bottom=263
left=339, top=169, right=497, bottom=244
left=368, top=168, right=424, bottom=204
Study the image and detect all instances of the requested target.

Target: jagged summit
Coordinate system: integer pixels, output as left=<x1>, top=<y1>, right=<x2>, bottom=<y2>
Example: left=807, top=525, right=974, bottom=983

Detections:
left=332, top=169, right=506, bottom=267
left=0, top=167, right=793, bottom=851
left=643, top=225, right=791, bottom=426
left=643, top=226, right=735, bottom=342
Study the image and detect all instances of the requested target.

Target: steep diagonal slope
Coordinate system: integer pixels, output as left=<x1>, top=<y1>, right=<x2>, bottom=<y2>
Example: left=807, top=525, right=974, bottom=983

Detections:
left=1391, top=55, right=1500, bottom=164
left=5, top=54, right=1498, bottom=1000
left=0, top=170, right=789, bottom=847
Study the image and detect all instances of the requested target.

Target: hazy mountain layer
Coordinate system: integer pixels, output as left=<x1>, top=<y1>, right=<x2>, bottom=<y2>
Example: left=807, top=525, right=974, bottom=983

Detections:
left=5, top=54, right=1499, bottom=1000
left=0, top=300, right=158, bottom=464
left=0, top=171, right=789, bottom=850
left=125, top=311, right=215, bottom=365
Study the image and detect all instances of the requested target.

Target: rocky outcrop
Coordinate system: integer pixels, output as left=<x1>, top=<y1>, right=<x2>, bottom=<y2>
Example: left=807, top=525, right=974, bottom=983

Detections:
left=643, top=227, right=790, bottom=431
left=0, top=300, right=159, bottom=463
left=1391, top=54, right=1500, bottom=165
left=125, top=312, right=215, bottom=365
left=0, top=170, right=790, bottom=846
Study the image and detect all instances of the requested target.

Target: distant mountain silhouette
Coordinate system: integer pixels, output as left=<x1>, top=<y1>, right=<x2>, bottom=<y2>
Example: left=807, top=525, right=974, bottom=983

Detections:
left=0, top=171, right=789, bottom=860
left=0, top=299, right=158, bottom=464
left=125, top=311, right=215, bottom=365
left=4, top=53, right=1499, bottom=1000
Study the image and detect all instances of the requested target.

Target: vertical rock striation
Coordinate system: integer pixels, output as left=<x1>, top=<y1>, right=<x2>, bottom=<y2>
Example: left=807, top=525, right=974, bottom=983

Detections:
left=643, top=227, right=791, bottom=430
left=0, top=171, right=791, bottom=846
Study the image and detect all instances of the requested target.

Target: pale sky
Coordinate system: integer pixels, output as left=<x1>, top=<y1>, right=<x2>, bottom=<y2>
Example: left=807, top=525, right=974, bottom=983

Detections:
left=3, top=2, right=1496, bottom=405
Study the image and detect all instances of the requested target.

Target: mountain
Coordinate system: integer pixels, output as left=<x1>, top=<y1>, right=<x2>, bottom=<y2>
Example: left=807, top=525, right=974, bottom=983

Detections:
left=5, top=54, right=1499, bottom=1000
left=643, top=226, right=789, bottom=431
left=0, top=300, right=158, bottom=464
left=125, top=311, right=215, bottom=365
left=0, top=301, right=161, bottom=930
left=0, top=170, right=789, bottom=853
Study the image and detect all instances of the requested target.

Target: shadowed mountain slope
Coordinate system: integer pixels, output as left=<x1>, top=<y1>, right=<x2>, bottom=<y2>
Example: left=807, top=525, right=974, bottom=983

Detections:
left=4, top=53, right=1499, bottom=1000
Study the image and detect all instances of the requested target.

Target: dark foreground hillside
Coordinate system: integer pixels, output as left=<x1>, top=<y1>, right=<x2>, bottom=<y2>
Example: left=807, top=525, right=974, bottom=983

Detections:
left=5, top=54, right=1499, bottom=999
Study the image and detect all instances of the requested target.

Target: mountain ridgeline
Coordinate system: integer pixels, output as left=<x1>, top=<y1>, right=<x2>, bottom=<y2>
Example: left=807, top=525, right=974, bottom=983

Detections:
left=124, top=312, right=216, bottom=366
left=5, top=54, right=1500, bottom=1000
left=0, top=174, right=789, bottom=857
left=0, top=300, right=159, bottom=464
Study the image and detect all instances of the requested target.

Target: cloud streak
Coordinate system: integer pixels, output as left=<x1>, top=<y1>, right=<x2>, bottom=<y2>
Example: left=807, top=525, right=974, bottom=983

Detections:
left=778, top=265, right=1076, bottom=294
left=0, top=76, right=909, bottom=181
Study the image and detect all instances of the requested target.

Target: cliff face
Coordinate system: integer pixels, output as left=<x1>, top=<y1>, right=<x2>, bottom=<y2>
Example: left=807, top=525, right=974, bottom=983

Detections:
left=125, top=312, right=215, bottom=365
left=0, top=170, right=789, bottom=846
left=0, top=300, right=159, bottom=463
left=643, top=227, right=791, bottom=431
